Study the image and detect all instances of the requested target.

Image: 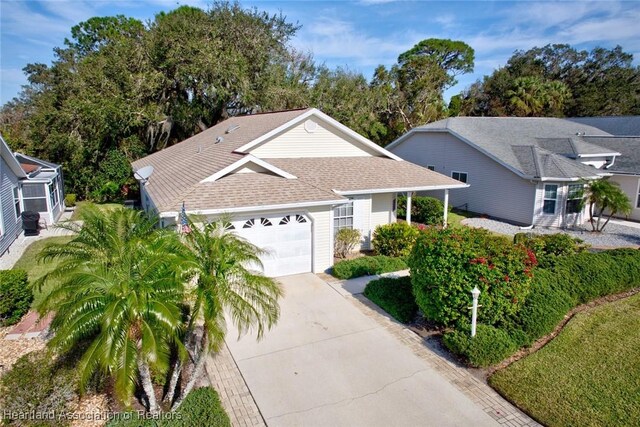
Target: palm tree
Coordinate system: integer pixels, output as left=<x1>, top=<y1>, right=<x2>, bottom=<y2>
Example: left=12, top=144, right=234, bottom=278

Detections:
left=36, top=206, right=188, bottom=412
left=584, top=179, right=632, bottom=232
left=167, top=218, right=282, bottom=409
left=507, top=76, right=545, bottom=116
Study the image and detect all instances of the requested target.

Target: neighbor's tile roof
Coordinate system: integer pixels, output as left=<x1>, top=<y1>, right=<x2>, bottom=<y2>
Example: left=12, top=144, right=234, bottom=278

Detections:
left=268, top=157, right=464, bottom=192
left=132, top=109, right=312, bottom=211
left=418, top=117, right=613, bottom=180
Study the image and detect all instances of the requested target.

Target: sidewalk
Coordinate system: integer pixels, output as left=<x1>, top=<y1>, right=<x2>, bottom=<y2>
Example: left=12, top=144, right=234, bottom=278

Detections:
left=0, top=210, right=75, bottom=270
left=609, top=218, right=640, bottom=230
left=324, top=271, right=540, bottom=427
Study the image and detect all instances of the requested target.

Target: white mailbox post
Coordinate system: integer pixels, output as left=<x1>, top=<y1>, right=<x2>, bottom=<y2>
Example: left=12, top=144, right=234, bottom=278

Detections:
left=471, top=287, right=480, bottom=337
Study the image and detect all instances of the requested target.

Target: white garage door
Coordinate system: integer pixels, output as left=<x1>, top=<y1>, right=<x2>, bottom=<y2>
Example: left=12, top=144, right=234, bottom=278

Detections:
left=233, top=213, right=312, bottom=277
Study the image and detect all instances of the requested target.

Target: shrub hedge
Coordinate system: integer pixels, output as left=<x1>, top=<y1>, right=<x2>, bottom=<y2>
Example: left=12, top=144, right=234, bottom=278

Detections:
left=397, top=195, right=446, bottom=225
left=408, top=227, right=537, bottom=327
left=513, top=232, right=588, bottom=268
left=0, top=269, right=32, bottom=326
left=364, top=276, right=417, bottom=323
left=332, top=256, right=408, bottom=280
left=372, top=222, right=419, bottom=257
left=444, top=248, right=640, bottom=366
left=107, top=387, right=231, bottom=427
left=0, top=350, right=78, bottom=426
left=443, top=324, right=519, bottom=368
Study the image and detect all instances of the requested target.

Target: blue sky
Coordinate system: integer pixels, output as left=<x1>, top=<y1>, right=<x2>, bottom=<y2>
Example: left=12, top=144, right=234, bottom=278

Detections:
left=1, top=0, right=639, bottom=105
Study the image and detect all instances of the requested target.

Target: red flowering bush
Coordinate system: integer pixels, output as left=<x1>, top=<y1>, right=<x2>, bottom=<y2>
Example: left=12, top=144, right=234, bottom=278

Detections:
left=408, top=227, right=537, bottom=327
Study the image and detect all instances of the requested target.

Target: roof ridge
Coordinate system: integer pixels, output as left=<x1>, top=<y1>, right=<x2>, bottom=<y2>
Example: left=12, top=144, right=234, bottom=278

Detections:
left=567, top=137, right=580, bottom=156
left=529, top=145, right=542, bottom=178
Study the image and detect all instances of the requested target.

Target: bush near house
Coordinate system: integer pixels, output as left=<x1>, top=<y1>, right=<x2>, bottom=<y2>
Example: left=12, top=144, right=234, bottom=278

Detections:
left=332, top=256, right=408, bottom=280
left=513, top=232, right=588, bottom=268
left=107, top=387, right=231, bottom=427
left=363, top=276, right=417, bottom=323
left=396, top=195, right=447, bottom=225
left=334, top=228, right=361, bottom=258
left=64, top=193, right=77, bottom=207
left=408, top=227, right=537, bottom=327
left=0, top=269, right=32, bottom=326
left=372, top=222, right=420, bottom=257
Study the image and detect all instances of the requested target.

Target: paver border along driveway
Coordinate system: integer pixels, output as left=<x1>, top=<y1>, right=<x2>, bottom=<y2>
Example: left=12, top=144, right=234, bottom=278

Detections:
left=224, top=274, right=501, bottom=427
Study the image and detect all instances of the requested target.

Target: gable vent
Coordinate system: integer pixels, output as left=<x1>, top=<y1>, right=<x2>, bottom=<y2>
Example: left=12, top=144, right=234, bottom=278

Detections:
left=215, top=136, right=224, bottom=144
left=226, top=124, right=241, bottom=134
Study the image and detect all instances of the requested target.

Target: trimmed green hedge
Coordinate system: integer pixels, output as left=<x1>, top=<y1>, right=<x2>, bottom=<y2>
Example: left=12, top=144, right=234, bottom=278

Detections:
left=443, top=324, right=519, bottom=368
left=443, top=248, right=640, bottom=367
left=364, top=276, right=417, bottom=323
left=332, top=256, right=408, bottom=280
left=372, top=222, right=419, bottom=257
left=0, top=269, right=32, bottom=326
left=107, top=387, right=231, bottom=427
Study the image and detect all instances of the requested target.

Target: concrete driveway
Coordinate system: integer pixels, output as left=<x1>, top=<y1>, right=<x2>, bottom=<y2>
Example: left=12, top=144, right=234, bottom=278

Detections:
left=225, top=274, right=498, bottom=427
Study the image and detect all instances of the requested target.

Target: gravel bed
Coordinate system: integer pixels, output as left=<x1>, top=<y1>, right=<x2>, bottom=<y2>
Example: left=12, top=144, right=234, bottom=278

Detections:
left=462, top=218, right=640, bottom=248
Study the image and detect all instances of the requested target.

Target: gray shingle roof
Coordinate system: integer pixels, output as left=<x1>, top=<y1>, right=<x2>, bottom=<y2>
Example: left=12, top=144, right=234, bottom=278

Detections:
left=567, top=116, right=640, bottom=136
left=583, top=136, right=640, bottom=175
left=416, top=117, right=612, bottom=180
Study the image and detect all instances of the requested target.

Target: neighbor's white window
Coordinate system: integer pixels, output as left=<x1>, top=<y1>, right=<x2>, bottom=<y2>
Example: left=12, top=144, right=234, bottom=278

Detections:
left=451, top=171, right=468, bottom=183
left=543, top=184, right=558, bottom=214
left=637, top=182, right=640, bottom=208
left=427, top=165, right=436, bottom=171
left=333, top=202, right=354, bottom=231
left=566, top=184, right=583, bottom=214
left=13, top=187, right=21, bottom=219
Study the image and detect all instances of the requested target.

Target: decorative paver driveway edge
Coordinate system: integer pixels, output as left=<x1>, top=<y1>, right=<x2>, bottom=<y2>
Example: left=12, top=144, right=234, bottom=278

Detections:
left=203, top=343, right=266, bottom=427
left=343, top=290, right=541, bottom=427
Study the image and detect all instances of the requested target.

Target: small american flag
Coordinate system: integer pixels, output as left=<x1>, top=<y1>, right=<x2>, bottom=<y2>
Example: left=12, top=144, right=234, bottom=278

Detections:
left=180, top=202, right=191, bottom=234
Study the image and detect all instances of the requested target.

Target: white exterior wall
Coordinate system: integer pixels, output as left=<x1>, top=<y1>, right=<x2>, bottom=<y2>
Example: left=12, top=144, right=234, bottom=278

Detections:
left=609, top=174, right=640, bottom=221
left=250, top=120, right=380, bottom=158
left=390, top=132, right=537, bottom=225
left=352, top=195, right=372, bottom=250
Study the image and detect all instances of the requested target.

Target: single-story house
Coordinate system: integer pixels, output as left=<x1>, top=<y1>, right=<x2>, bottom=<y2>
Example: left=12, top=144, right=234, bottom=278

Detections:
left=0, top=135, right=66, bottom=255
left=132, top=108, right=467, bottom=277
left=566, top=116, right=640, bottom=221
left=386, top=117, right=617, bottom=227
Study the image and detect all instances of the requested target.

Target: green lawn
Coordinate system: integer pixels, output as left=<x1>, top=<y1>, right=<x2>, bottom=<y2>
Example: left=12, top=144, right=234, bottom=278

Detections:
left=12, top=236, right=74, bottom=308
left=447, top=209, right=477, bottom=228
left=70, top=201, right=123, bottom=220
left=489, top=293, right=640, bottom=426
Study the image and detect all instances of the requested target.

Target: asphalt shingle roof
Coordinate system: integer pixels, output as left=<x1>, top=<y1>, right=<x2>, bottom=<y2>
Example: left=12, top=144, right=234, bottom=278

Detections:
left=417, top=117, right=612, bottom=180
left=133, top=109, right=460, bottom=213
left=567, top=116, right=640, bottom=136
left=582, top=136, right=640, bottom=175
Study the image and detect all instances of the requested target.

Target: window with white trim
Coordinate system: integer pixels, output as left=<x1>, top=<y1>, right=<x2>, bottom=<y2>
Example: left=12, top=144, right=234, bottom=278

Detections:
left=566, top=184, right=583, bottom=214
left=13, top=187, right=21, bottom=219
left=637, top=182, right=640, bottom=208
left=333, top=202, right=353, bottom=231
left=543, top=184, right=558, bottom=214
left=22, top=183, right=48, bottom=213
left=451, top=171, right=468, bottom=183
left=49, top=181, right=59, bottom=208
left=427, top=165, right=435, bottom=171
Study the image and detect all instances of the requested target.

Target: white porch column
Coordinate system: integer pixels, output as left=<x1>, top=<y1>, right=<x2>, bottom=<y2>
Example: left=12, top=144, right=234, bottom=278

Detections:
left=443, top=189, right=449, bottom=228
left=406, top=192, right=412, bottom=225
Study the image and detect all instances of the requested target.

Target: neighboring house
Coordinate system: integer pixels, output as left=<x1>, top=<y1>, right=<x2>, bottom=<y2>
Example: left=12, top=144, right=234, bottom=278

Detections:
left=0, top=135, right=66, bottom=256
left=567, top=117, right=640, bottom=221
left=1, top=136, right=27, bottom=255
left=132, top=108, right=466, bottom=277
left=387, top=117, right=616, bottom=227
